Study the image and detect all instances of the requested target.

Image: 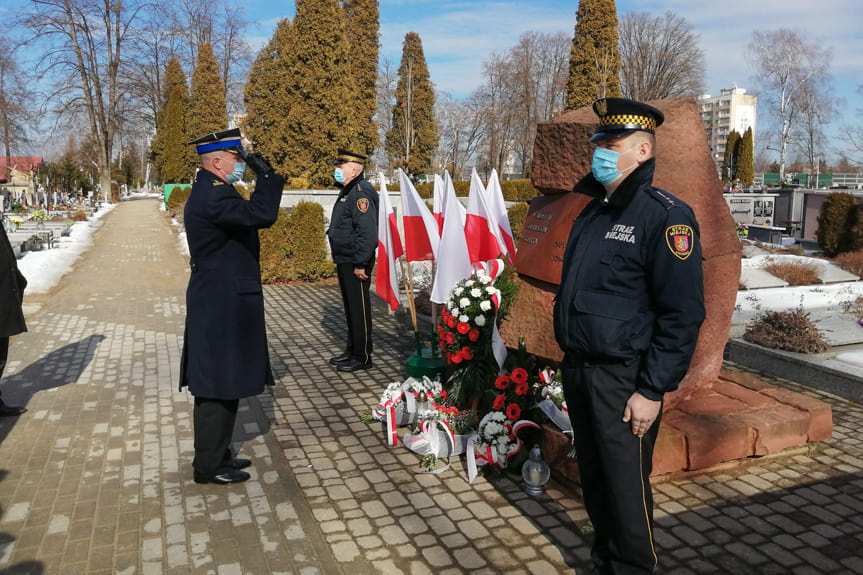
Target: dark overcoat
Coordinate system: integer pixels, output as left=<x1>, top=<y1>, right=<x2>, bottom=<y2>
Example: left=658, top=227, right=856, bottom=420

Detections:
left=0, top=224, right=27, bottom=338
left=179, top=167, right=285, bottom=399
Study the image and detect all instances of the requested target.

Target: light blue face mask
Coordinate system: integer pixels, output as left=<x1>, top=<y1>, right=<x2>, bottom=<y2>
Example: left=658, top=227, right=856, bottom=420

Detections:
left=334, top=167, right=345, bottom=184
left=591, top=144, right=638, bottom=185
left=226, top=161, right=246, bottom=184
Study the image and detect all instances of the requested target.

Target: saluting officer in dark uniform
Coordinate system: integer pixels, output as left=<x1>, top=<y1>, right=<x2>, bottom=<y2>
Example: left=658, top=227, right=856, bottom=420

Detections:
left=553, top=98, right=705, bottom=574
left=179, top=128, right=285, bottom=485
left=327, top=149, right=378, bottom=372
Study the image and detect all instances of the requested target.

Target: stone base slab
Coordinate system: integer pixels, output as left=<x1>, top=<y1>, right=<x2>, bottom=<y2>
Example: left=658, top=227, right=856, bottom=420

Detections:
left=542, top=368, right=833, bottom=481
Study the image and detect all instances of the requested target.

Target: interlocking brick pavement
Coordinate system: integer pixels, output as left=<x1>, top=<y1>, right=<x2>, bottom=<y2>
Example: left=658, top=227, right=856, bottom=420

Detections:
left=0, top=198, right=862, bottom=574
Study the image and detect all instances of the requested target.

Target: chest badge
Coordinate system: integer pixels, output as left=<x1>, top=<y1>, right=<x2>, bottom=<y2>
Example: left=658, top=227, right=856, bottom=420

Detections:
left=357, top=198, right=369, bottom=213
left=665, top=225, right=694, bottom=260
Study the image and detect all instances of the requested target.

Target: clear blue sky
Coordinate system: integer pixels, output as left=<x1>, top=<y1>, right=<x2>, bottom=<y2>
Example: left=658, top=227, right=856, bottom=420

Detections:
left=245, top=0, right=863, bottom=162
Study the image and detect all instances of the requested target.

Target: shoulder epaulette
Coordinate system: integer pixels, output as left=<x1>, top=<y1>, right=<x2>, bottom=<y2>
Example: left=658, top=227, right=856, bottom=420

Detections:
left=646, top=187, right=678, bottom=210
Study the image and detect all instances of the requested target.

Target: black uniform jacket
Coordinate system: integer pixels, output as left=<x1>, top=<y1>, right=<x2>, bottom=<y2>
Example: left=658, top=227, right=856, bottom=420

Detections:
left=553, top=159, right=705, bottom=400
left=0, top=224, right=27, bottom=338
left=179, top=167, right=285, bottom=399
left=327, top=174, right=379, bottom=267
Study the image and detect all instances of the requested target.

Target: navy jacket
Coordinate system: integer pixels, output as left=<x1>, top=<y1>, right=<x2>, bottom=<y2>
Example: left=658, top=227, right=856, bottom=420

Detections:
left=179, top=167, right=285, bottom=399
left=0, top=224, right=27, bottom=338
left=327, top=174, right=378, bottom=267
left=553, top=159, right=705, bottom=400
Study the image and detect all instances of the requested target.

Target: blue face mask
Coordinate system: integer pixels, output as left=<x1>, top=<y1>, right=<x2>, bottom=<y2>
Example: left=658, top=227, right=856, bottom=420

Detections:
left=226, top=161, right=246, bottom=184
left=591, top=144, right=638, bottom=185
left=334, top=167, right=345, bottom=184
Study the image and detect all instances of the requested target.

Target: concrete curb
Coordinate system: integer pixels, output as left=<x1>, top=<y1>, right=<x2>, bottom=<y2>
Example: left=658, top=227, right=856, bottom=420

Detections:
left=725, top=337, right=863, bottom=404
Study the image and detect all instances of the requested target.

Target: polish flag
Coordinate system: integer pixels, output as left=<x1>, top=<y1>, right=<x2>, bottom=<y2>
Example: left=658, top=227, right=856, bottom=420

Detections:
left=432, top=174, right=444, bottom=235
left=375, top=177, right=403, bottom=311
left=464, top=168, right=506, bottom=263
left=398, top=169, right=439, bottom=262
left=430, top=171, right=473, bottom=304
left=486, top=169, right=515, bottom=255
left=442, top=170, right=466, bottom=227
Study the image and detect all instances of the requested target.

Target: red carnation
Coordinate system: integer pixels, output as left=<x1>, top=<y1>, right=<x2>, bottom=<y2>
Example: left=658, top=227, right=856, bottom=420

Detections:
left=457, top=322, right=470, bottom=335
left=462, top=348, right=474, bottom=360
left=468, top=329, right=480, bottom=342
left=449, top=406, right=459, bottom=415
left=515, top=382, right=529, bottom=396
left=447, top=316, right=457, bottom=328
left=505, top=403, right=521, bottom=421
left=451, top=351, right=463, bottom=364
left=494, top=376, right=510, bottom=390
left=446, top=332, right=455, bottom=345
left=440, top=390, right=448, bottom=401
left=511, top=368, right=528, bottom=384
left=493, top=394, right=506, bottom=410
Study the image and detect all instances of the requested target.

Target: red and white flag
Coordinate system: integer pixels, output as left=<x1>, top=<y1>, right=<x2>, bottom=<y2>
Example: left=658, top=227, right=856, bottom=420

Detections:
left=442, top=170, right=466, bottom=227
left=464, top=168, right=506, bottom=263
left=375, top=177, right=403, bottom=311
left=432, top=174, right=444, bottom=235
left=398, top=169, right=439, bottom=262
left=431, top=171, right=473, bottom=304
left=486, top=169, right=515, bottom=255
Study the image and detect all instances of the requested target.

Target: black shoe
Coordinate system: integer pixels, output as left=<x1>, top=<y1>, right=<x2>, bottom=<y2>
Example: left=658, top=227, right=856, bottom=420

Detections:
left=0, top=403, right=26, bottom=417
left=232, top=458, right=251, bottom=470
left=193, top=469, right=251, bottom=485
left=337, top=359, right=373, bottom=372
left=329, top=353, right=351, bottom=366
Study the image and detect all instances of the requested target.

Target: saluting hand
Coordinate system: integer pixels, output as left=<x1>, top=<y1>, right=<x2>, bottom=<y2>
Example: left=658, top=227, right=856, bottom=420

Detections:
left=622, top=392, right=661, bottom=437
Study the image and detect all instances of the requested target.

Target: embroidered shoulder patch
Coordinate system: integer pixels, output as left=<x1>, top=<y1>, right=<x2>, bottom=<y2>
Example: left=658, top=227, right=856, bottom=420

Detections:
left=357, top=197, right=369, bottom=213
left=665, top=225, right=693, bottom=260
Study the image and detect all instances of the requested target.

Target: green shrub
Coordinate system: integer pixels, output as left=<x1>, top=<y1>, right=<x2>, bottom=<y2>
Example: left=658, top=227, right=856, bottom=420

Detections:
left=743, top=306, right=829, bottom=353
left=847, top=203, right=863, bottom=252
left=816, top=192, right=856, bottom=256
left=507, top=202, right=529, bottom=246
left=166, top=185, right=191, bottom=217
left=260, top=201, right=335, bottom=283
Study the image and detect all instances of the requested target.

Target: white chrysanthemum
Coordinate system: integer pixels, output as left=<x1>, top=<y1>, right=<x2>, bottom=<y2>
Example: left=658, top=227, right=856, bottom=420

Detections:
left=453, top=287, right=464, bottom=296
left=465, top=280, right=474, bottom=287
left=470, top=288, right=482, bottom=298
left=460, top=297, right=471, bottom=308
left=480, top=300, right=492, bottom=312
left=485, top=286, right=496, bottom=294
left=475, top=315, right=486, bottom=327
left=459, top=314, right=469, bottom=323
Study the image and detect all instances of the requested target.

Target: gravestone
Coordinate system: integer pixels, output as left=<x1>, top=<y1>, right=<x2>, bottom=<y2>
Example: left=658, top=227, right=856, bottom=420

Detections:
left=502, top=97, right=833, bottom=475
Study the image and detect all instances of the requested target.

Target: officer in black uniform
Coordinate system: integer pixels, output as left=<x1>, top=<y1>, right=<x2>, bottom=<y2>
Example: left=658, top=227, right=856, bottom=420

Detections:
left=327, top=149, right=378, bottom=372
left=180, top=128, right=285, bottom=485
left=0, top=219, right=28, bottom=417
left=553, top=98, right=705, bottom=574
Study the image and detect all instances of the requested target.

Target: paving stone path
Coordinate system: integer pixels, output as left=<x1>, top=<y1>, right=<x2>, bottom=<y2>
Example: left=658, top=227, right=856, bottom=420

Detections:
left=0, top=198, right=862, bottom=574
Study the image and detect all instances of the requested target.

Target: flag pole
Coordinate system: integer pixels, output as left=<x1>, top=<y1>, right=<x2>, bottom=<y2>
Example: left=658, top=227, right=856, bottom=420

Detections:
left=404, top=260, right=418, bottom=333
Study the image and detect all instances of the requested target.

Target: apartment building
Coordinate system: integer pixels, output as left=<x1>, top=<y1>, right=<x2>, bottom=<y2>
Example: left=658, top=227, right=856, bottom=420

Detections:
left=696, top=86, right=757, bottom=174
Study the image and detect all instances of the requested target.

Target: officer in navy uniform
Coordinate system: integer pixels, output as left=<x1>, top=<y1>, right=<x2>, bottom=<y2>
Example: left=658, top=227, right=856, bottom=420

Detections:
left=179, top=128, right=285, bottom=485
left=0, top=221, right=28, bottom=417
left=327, top=149, right=378, bottom=372
left=553, top=98, right=705, bottom=574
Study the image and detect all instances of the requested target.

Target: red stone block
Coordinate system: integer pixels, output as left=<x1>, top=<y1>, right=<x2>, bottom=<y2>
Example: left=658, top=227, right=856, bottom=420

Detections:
left=541, top=424, right=580, bottom=483
left=719, top=369, right=777, bottom=392
left=675, top=388, right=747, bottom=415
left=760, top=388, right=834, bottom=442
left=711, top=380, right=776, bottom=408
left=652, top=422, right=688, bottom=476
left=664, top=410, right=755, bottom=470
left=730, top=405, right=810, bottom=456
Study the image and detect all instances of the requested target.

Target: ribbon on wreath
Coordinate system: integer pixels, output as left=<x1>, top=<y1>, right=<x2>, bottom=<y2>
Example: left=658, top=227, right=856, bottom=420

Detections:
left=403, top=419, right=467, bottom=474
left=465, top=419, right=539, bottom=483
left=373, top=379, right=427, bottom=446
left=473, top=258, right=507, bottom=369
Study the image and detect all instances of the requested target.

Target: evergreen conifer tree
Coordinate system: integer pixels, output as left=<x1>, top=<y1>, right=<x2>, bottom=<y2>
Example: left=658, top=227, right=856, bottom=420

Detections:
left=723, top=130, right=741, bottom=184
left=737, top=128, right=755, bottom=186
left=188, top=42, right=227, bottom=143
left=244, top=19, right=293, bottom=171
left=566, top=0, right=622, bottom=110
left=151, top=56, right=196, bottom=183
left=343, top=0, right=380, bottom=155
left=385, top=32, right=438, bottom=175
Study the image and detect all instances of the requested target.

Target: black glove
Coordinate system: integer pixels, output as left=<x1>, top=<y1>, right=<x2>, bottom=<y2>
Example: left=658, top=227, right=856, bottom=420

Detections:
left=239, top=150, right=274, bottom=177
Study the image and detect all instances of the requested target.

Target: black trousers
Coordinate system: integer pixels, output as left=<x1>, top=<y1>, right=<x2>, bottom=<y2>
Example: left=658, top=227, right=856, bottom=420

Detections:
left=563, top=359, right=661, bottom=575
left=193, top=397, right=239, bottom=476
left=0, top=337, right=7, bottom=397
left=336, top=263, right=373, bottom=363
